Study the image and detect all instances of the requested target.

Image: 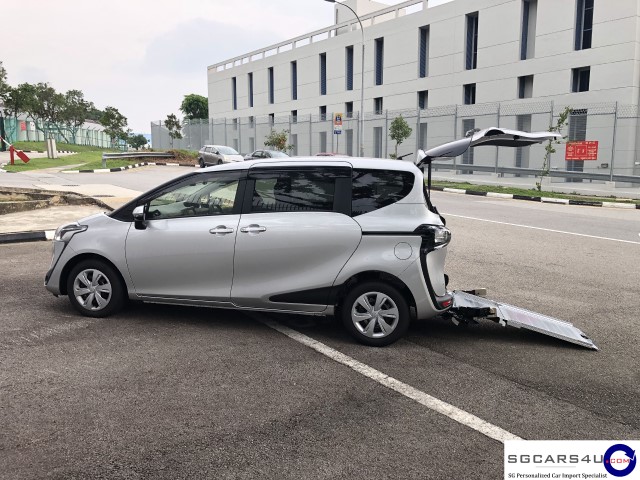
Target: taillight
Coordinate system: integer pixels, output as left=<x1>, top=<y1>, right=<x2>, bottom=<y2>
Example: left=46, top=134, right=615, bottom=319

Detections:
left=414, top=225, right=451, bottom=251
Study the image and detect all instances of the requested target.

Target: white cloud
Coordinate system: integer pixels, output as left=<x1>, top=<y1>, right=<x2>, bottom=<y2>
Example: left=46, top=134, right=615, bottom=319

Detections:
left=2, top=0, right=334, bottom=133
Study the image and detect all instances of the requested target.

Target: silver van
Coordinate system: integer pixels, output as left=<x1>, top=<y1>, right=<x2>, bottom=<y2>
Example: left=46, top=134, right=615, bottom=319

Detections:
left=45, top=129, right=558, bottom=346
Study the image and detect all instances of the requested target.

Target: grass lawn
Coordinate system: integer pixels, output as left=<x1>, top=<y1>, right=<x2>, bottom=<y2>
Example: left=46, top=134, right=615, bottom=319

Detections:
left=431, top=180, right=640, bottom=205
left=13, top=141, right=119, bottom=154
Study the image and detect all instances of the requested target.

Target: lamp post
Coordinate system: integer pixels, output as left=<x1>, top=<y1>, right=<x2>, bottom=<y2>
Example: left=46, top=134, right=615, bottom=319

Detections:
left=325, top=0, right=365, bottom=157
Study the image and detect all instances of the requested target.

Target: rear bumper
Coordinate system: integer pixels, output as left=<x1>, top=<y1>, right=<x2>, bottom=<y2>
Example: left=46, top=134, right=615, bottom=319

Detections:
left=399, top=253, right=452, bottom=320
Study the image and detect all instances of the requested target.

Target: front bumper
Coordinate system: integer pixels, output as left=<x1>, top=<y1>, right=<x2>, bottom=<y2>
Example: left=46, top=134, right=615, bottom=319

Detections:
left=44, top=241, right=73, bottom=295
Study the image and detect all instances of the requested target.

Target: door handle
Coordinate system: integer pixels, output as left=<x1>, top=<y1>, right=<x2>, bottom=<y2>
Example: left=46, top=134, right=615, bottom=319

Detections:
left=209, top=225, right=234, bottom=235
left=240, top=224, right=267, bottom=234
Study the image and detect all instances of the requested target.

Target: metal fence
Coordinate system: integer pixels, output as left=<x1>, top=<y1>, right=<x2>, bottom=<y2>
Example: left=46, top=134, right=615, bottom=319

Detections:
left=151, top=101, right=640, bottom=184
left=2, top=116, right=113, bottom=148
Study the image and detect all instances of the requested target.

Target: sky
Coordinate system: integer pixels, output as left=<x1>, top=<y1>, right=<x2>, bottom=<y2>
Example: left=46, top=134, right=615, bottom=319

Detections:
left=2, top=0, right=451, bottom=134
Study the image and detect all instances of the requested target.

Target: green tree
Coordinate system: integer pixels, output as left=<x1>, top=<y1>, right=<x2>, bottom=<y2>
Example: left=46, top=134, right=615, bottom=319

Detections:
left=388, top=115, right=413, bottom=159
left=100, top=106, right=128, bottom=147
left=0, top=62, right=9, bottom=149
left=60, top=90, right=93, bottom=144
left=20, top=83, right=68, bottom=141
left=128, top=133, right=148, bottom=150
left=263, top=129, right=293, bottom=152
left=165, top=113, right=182, bottom=148
left=536, top=106, right=571, bottom=192
left=180, top=94, right=208, bottom=120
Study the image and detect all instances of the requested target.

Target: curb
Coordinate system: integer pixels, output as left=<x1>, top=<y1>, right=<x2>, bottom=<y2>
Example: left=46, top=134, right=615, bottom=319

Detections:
left=0, top=230, right=55, bottom=244
left=432, top=186, right=640, bottom=210
left=65, top=161, right=197, bottom=173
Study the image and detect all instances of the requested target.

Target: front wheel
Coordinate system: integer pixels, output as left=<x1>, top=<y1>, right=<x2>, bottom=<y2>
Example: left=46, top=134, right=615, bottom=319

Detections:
left=198, top=158, right=205, bottom=168
left=66, top=260, right=126, bottom=318
left=341, top=281, right=410, bottom=347
left=217, top=159, right=223, bottom=165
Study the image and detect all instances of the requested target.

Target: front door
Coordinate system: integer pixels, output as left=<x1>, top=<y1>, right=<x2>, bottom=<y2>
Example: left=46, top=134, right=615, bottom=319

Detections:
left=231, top=166, right=362, bottom=312
left=125, top=171, right=244, bottom=302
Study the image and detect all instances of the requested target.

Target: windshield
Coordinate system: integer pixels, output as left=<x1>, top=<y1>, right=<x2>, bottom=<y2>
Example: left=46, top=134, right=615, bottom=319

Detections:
left=217, top=146, right=239, bottom=155
left=269, top=151, right=288, bottom=158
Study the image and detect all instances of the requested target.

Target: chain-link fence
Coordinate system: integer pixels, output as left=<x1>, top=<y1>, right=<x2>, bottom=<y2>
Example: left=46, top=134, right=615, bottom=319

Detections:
left=2, top=116, right=112, bottom=148
left=151, top=100, right=640, bottom=184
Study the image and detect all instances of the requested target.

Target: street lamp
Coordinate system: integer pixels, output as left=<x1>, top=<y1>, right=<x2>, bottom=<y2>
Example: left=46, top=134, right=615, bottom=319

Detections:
left=325, top=0, right=365, bottom=157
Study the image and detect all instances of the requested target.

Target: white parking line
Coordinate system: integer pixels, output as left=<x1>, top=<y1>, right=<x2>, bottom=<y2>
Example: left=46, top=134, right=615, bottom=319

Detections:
left=253, top=313, right=521, bottom=443
left=444, top=213, right=640, bottom=245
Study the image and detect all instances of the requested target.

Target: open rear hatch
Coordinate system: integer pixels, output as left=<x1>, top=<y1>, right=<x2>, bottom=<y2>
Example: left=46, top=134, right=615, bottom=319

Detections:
left=414, top=128, right=597, bottom=350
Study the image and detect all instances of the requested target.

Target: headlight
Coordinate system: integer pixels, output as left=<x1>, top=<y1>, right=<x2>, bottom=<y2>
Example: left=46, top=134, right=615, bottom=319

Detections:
left=415, top=225, right=451, bottom=251
left=54, top=222, right=88, bottom=242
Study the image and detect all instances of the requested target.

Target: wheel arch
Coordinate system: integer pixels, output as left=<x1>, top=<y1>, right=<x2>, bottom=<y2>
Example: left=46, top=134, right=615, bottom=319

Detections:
left=60, top=253, right=128, bottom=296
left=334, top=270, right=417, bottom=318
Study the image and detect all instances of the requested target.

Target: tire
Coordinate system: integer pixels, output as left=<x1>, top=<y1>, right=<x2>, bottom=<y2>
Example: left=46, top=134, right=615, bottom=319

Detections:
left=341, top=281, right=410, bottom=347
left=198, top=158, right=205, bottom=168
left=66, top=260, right=126, bottom=318
left=217, top=159, right=223, bottom=165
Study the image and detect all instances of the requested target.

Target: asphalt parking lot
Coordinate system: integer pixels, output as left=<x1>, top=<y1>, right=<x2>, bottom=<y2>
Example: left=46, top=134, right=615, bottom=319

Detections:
left=1, top=193, right=639, bottom=479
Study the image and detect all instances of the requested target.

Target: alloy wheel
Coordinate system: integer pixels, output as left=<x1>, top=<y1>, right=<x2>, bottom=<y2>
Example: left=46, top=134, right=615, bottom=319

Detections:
left=73, top=269, right=112, bottom=311
left=351, top=292, right=399, bottom=338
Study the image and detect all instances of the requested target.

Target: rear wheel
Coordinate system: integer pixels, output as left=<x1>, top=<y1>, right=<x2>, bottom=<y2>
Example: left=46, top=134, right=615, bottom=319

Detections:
left=341, top=281, right=410, bottom=347
left=217, top=159, right=223, bottom=165
left=66, top=260, right=125, bottom=318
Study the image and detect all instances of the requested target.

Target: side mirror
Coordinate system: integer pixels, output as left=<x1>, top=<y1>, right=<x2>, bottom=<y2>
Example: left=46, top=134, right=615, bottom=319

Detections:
left=132, top=205, right=147, bottom=230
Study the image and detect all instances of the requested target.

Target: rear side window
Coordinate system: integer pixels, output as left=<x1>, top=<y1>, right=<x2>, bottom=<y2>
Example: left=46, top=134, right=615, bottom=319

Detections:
left=352, top=169, right=415, bottom=216
left=249, top=169, right=338, bottom=213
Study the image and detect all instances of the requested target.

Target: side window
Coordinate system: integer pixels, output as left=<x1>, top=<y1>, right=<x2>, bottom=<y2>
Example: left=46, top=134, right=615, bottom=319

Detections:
left=147, top=173, right=241, bottom=220
left=249, top=169, right=339, bottom=213
left=351, top=169, right=415, bottom=216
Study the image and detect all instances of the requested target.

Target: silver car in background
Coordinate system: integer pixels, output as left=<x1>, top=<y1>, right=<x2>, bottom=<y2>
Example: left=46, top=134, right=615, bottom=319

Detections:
left=197, top=145, right=243, bottom=168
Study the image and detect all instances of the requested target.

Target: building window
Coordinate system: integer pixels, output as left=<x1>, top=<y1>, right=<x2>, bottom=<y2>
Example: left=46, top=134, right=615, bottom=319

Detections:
left=520, top=0, right=537, bottom=60
left=231, top=77, right=237, bottom=110
left=345, top=101, right=354, bottom=118
left=461, top=118, right=475, bottom=173
left=269, top=113, right=275, bottom=126
left=465, top=12, right=479, bottom=70
left=418, top=123, right=428, bottom=150
left=291, top=61, right=298, bottom=100
left=572, top=67, right=590, bottom=92
left=567, top=109, right=588, bottom=181
left=320, top=53, right=327, bottom=96
left=291, top=110, right=297, bottom=123
left=319, top=131, right=327, bottom=153
left=319, top=105, right=327, bottom=121
left=575, top=0, right=594, bottom=50
left=268, top=67, right=274, bottom=104
left=515, top=114, right=532, bottom=173
left=374, top=97, right=383, bottom=114
left=248, top=73, right=254, bottom=108
left=292, top=134, right=298, bottom=156
left=375, top=38, right=384, bottom=86
left=346, top=46, right=354, bottom=91
left=463, top=84, right=476, bottom=105
left=419, top=26, right=430, bottom=78
left=373, top=127, right=383, bottom=157
left=418, top=90, right=428, bottom=110
left=249, top=137, right=255, bottom=153
left=346, top=129, right=353, bottom=156
left=232, top=118, right=238, bottom=131
left=248, top=115, right=254, bottom=127
left=518, top=75, right=533, bottom=98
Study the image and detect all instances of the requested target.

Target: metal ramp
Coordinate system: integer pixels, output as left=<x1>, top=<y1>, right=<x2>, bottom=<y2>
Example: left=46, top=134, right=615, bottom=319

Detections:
left=450, top=290, right=598, bottom=350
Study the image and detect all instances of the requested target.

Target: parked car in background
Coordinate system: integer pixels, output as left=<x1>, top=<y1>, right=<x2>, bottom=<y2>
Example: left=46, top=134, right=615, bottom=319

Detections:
left=244, top=150, right=289, bottom=160
left=316, top=152, right=350, bottom=157
left=198, top=145, right=243, bottom=167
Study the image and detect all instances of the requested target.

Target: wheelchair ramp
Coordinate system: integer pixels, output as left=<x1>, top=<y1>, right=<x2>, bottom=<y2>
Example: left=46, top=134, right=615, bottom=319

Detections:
left=451, top=291, right=598, bottom=350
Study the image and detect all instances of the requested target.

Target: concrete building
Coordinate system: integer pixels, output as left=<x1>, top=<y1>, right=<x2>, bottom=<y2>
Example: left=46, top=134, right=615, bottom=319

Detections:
left=204, top=0, right=640, bottom=178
